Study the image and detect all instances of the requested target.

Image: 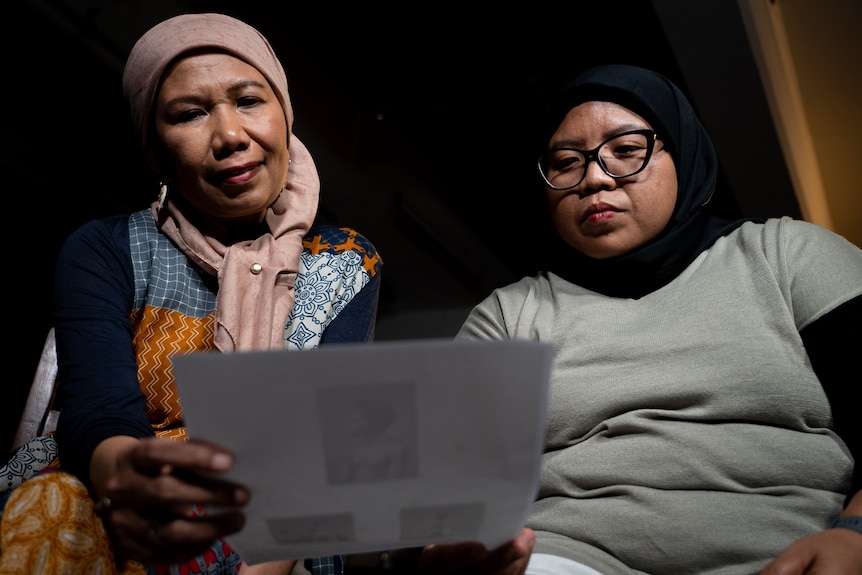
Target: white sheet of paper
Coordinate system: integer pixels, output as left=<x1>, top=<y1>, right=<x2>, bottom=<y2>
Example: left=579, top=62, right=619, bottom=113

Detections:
left=172, top=338, right=552, bottom=565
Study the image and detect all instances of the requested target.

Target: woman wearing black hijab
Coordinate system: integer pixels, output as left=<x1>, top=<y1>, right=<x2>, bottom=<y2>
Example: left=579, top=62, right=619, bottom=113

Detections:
left=446, top=64, right=862, bottom=574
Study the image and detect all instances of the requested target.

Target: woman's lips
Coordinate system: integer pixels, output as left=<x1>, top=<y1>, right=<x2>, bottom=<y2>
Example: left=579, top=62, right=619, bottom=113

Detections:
left=587, top=210, right=616, bottom=224
left=583, top=202, right=619, bottom=224
left=219, top=163, right=260, bottom=185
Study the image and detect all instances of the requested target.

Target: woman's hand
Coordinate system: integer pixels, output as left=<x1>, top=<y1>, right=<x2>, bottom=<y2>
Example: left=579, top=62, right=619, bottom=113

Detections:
left=758, top=528, right=862, bottom=575
left=90, top=436, right=250, bottom=565
left=416, top=527, right=535, bottom=575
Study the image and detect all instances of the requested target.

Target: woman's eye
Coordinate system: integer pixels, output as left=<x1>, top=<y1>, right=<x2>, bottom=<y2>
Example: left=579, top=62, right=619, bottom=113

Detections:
left=613, top=144, right=642, bottom=156
left=237, top=96, right=261, bottom=108
left=554, top=154, right=582, bottom=171
left=177, top=109, right=205, bottom=123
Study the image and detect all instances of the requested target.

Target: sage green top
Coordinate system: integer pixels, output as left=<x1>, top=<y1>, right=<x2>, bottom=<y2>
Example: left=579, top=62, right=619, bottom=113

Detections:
left=457, top=218, right=862, bottom=575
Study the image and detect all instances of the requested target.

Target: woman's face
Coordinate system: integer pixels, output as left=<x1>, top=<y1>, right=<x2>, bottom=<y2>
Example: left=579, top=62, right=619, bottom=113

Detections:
left=545, top=101, right=677, bottom=259
left=153, top=52, right=289, bottom=223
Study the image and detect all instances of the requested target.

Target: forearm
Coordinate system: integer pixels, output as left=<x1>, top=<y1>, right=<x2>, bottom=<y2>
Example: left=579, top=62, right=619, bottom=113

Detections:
left=52, top=217, right=154, bottom=481
left=836, top=490, right=862, bottom=518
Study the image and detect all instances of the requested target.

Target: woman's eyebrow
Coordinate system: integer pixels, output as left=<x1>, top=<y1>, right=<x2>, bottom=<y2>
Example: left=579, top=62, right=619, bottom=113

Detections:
left=550, top=123, right=652, bottom=149
left=549, top=137, right=587, bottom=149
left=226, top=79, right=268, bottom=95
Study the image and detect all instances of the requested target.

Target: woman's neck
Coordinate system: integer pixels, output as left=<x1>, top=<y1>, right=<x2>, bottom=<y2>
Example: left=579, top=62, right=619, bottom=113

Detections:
left=222, top=219, right=270, bottom=242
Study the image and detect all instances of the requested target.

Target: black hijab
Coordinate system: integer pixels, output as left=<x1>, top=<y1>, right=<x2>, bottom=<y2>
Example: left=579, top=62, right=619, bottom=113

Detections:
left=541, top=64, right=758, bottom=298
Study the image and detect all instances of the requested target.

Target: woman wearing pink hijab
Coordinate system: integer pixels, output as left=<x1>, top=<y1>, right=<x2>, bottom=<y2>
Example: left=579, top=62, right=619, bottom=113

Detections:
left=0, top=12, right=385, bottom=575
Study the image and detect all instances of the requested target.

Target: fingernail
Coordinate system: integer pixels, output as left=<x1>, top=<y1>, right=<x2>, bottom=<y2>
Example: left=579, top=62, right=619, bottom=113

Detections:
left=235, top=487, right=250, bottom=504
left=212, top=453, right=232, bottom=470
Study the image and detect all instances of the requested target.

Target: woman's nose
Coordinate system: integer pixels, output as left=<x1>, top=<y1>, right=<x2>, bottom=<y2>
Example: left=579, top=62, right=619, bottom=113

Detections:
left=212, top=110, right=250, bottom=155
left=578, top=157, right=617, bottom=196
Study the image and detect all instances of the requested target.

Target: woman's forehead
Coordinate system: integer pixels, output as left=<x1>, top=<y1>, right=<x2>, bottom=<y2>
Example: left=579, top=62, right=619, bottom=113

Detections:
left=566, top=101, right=650, bottom=124
left=162, top=52, right=261, bottom=82
left=550, top=101, right=651, bottom=144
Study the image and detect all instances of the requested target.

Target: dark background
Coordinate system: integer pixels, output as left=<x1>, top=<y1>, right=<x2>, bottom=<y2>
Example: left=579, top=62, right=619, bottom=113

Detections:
left=5, top=0, right=800, bottom=452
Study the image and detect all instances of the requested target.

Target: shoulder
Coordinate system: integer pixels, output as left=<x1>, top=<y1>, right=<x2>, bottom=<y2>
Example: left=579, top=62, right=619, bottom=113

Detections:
left=457, top=274, right=553, bottom=340
left=473, top=274, right=572, bottom=313
left=732, top=216, right=862, bottom=323
left=736, top=215, right=851, bottom=243
left=492, top=274, right=549, bottom=298
left=734, top=216, right=862, bottom=264
left=65, top=213, right=132, bottom=240
left=303, top=224, right=382, bottom=278
left=59, top=214, right=132, bottom=258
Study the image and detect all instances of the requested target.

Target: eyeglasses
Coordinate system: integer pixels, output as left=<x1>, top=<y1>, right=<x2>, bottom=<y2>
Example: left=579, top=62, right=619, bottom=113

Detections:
left=537, top=129, right=657, bottom=190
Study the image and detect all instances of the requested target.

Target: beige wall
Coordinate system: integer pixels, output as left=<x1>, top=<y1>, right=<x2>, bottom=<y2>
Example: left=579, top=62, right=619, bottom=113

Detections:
left=783, top=0, right=862, bottom=247
left=741, top=0, right=862, bottom=247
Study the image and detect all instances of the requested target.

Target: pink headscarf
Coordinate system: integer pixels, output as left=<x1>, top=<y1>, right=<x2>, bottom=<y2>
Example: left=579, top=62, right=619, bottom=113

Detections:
left=122, top=13, right=319, bottom=352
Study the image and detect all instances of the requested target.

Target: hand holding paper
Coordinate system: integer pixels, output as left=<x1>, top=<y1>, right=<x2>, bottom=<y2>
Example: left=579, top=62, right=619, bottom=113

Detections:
left=172, top=338, right=552, bottom=565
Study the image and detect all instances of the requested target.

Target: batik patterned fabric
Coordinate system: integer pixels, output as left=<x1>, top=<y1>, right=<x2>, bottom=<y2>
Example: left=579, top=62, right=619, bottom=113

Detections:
left=0, top=210, right=381, bottom=574
left=0, top=436, right=57, bottom=499
left=0, top=471, right=146, bottom=575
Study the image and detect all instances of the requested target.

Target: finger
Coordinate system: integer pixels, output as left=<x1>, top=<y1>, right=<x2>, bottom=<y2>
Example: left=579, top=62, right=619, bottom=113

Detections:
left=152, top=512, right=247, bottom=564
left=418, top=529, right=536, bottom=575
left=110, top=440, right=250, bottom=509
left=482, top=529, right=535, bottom=575
left=171, top=510, right=247, bottom=541
left=111, top=468, right=249, bottom=513
left=152, top=512, right=246, bottom=550
left=128, top=437, right=235, bottom=476
left=111, top=507, right=246, bottom=565
left=508, top=528, right=536, bottom=562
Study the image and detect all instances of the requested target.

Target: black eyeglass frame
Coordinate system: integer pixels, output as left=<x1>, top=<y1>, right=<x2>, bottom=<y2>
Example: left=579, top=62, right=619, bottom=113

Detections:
left=537, top=129, right=658, bottom=190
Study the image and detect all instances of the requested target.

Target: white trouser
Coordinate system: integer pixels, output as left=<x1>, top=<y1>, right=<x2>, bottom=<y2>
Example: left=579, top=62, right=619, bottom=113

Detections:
left=526, top=553, right=607, bottom=575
